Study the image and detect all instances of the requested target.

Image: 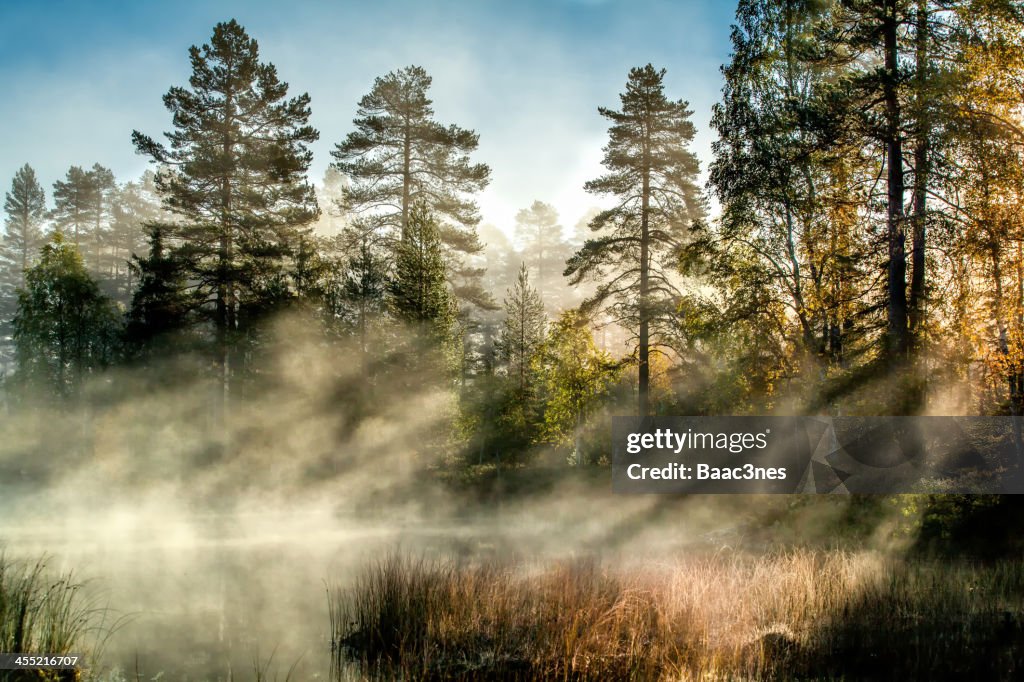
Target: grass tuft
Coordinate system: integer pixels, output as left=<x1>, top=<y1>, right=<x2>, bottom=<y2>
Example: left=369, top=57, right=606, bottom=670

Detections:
left=0, top=552, right=120, bottom=682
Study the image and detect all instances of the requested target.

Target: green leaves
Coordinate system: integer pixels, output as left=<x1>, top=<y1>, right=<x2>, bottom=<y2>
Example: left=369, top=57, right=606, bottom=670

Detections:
left=13, top=234, right=119, bottom=399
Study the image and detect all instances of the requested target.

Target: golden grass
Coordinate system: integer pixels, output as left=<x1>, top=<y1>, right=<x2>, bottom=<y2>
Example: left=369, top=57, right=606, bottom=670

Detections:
left=330, top=550, right=1024, bottom=680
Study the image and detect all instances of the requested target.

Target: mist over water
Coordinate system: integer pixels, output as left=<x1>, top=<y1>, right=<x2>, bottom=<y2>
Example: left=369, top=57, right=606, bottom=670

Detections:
left=0, top=314, right=775, bottom=679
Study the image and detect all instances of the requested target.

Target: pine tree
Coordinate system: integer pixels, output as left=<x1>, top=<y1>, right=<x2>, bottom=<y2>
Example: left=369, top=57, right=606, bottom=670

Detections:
left=313, top=166, right=350, bottom=237
left=497, top=263, right=546, bottom=395
left=125, top=226, right=196, bottom=355
left=389, top=202, right=456, bottom=342
left=565, top=64, right=705, bottom=415
left=816, top=0, right=958, bottom=367
left=1, top=164, right=47, bottom=298
left=51, top=165, right=95, bottom=251
left=109, top=171, right=162, bottom=304
left=132, top=19, right=320, bottom=410
left=48, top=163, right=117, bottom=278
left=331, top=65, right=491, bottom=307
left=339, top=234, right=388, bottom=374
left=514, top=200, right=571, bottom=307
left=1, top=164, right=48, bottom=375
left=85, top=164, right=116, bottom=277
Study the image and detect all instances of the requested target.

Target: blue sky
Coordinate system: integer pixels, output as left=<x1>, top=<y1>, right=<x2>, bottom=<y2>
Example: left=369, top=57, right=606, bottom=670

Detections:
left=0, top=0, right=735, bottom=236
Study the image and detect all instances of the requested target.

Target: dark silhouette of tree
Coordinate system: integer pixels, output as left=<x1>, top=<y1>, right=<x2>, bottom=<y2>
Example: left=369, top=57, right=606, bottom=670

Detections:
left=132, top=18, right=320, bottom=418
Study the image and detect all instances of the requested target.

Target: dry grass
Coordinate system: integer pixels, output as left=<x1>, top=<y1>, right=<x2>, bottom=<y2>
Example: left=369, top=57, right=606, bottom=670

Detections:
left=330, top=550, right=1024, bottom=680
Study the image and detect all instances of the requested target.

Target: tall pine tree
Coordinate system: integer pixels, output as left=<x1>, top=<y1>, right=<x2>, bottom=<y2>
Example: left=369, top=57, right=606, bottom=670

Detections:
left=51, top=166, right=95, bottom=251
left=331, top=65, right=491, bottom=308
left=2, top=164, right=47, bottom=295
left=1, top=164, right=48, bottom=375
left=132, top=19, right=320, bottom=413
left=514, top=200, right=571, bottom=308
left=565, top=65, right=705, bottom=415
left=108, top=171, right=162, bottom=304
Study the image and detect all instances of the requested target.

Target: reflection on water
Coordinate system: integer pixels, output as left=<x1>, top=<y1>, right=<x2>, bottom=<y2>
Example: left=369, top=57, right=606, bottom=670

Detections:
left=1, top=509, right=633, bottom=682
left=0, top=514, right=509, bottom=681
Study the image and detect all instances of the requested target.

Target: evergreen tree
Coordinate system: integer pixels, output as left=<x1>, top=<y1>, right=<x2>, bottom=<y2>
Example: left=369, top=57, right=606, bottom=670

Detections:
left=339, top=234, right=388, bottom=374
left=86, top=164, right=116, bottom=276
left=838, top=0, right=913, bottom=363
left=497, top=263, right=546, bottom=394
left=565, top=65, right=705, bottom=415
left=108, top=171, right=162, bottom=304
left=1, top=164, right=47, bottom=290
left=389, top=202, right=456, bottom=343
left=125, top=226, right=197, bottom=355
left=331, top=65, right=492, bottom=307
left=815, top=0, right=960, bottom=368
left=132, top=19, right=320, bottom=410
left=51, top=165, right=95, bottom=251
left=514, top=200, right=571, bottom=308
left=1, top=164, right=48, bottom=375
left=49, top=163, right=117, bottom=278
left=313, top=166, right=350, bottom=237
left=13, top=234, right=119, bottom=399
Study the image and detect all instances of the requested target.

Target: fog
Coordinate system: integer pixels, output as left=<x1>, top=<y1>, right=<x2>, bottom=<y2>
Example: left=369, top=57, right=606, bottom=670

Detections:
left=1, top=312, right=828, bottom=680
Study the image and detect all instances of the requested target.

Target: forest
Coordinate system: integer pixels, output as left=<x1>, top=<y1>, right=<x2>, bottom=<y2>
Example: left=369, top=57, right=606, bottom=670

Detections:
left=3, top=0, right=1024, bottom=679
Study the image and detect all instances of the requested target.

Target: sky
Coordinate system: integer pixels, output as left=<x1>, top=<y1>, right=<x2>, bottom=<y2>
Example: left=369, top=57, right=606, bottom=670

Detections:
left=0, top=0, right=736, bottom=241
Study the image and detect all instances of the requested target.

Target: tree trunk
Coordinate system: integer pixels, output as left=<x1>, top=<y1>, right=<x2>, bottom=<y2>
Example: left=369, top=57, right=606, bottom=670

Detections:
left=909, top=0, right=928, bottom=353
left=217, top=70, right=236, bottom=448
left=884, top=0, right=909, bottom=365
left=638, top=126, right=651, bottom=417
left=402, top=113, right=411, bottom=240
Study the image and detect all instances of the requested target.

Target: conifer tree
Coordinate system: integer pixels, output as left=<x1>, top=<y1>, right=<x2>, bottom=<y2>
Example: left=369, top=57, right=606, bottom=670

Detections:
left=565, top=65, right=704, bottom=415
left=132, top=19, right=320, bottom=409
left=109, top=171, right=162, bottom=303
left=1, top=164, right=47, bottom=296
left=125, top=226, right=196, bottom=355
left=497, top=263, right=546, bottom=394
left=389, top=202, right=456, bottom=344
left=51, top=166, right=95, bottom=251
left=87, top=164, right=116, bottom=275
left=514, top=200, right=571, bottom=307
left=1, top=164, right=48, bottom=374
left=340, top=235, right=388, bottom=373
left=331, top=65, right=491, bottom=307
